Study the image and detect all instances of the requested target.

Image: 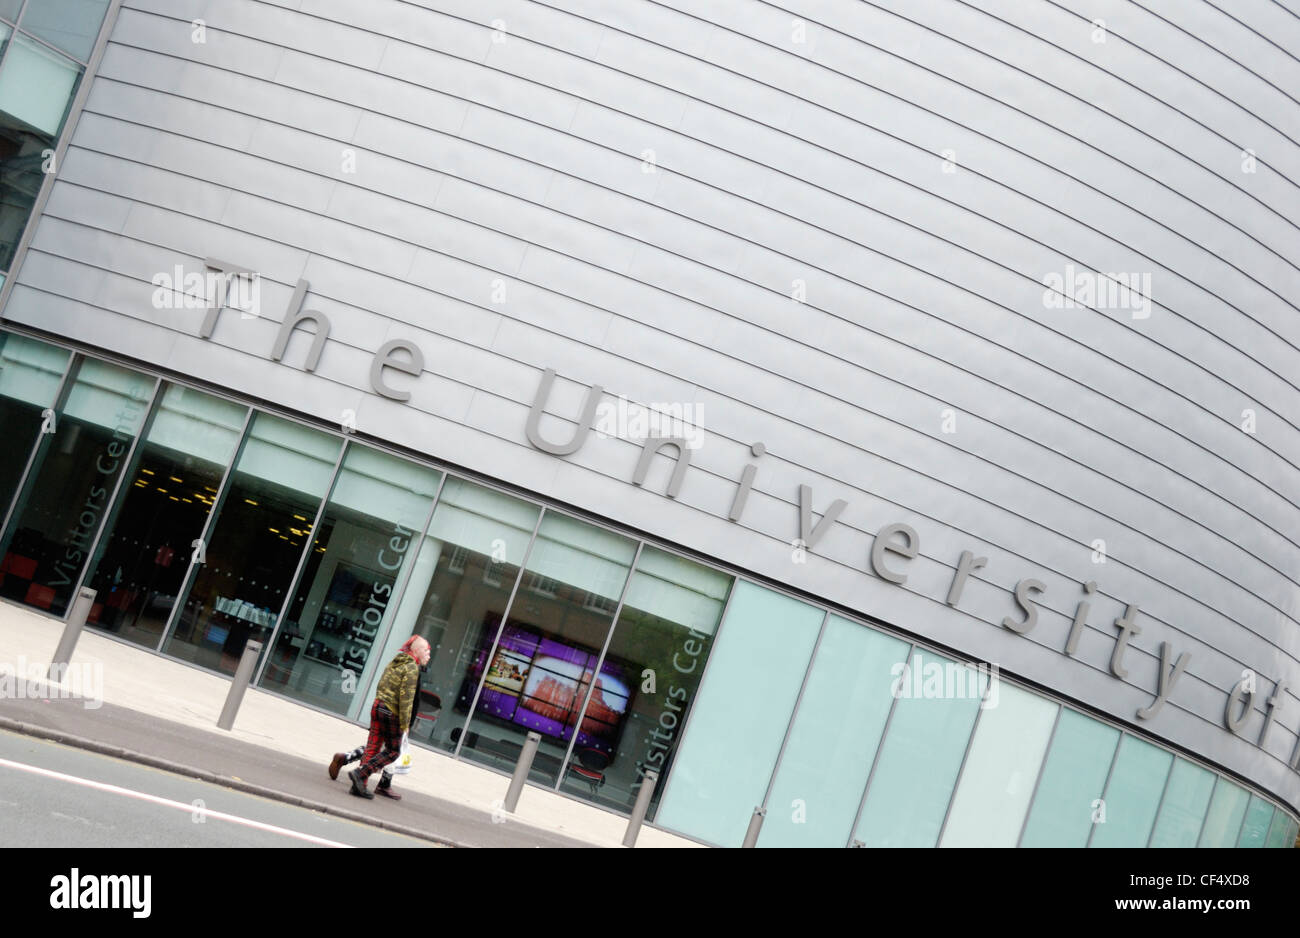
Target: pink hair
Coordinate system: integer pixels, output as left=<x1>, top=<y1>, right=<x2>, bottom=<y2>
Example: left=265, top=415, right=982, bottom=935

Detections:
left=399, top=635, right=425, bottom=659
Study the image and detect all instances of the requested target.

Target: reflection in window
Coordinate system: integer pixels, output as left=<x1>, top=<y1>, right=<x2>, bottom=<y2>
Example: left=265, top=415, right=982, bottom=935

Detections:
left=1236, top=795, right=1274, bottom=848
left=82, top=384, right=247, bottom=649
left=0, top=332, right=69, bottom=516
left=20, top=0, right=110, bottom=62
left=1264, top=806, right=1296, bottom=848
left=260, top=444, right=440, bottom=715
left=1198, top=777, right=1251, bottom=848
left=0, top=357, right=153, bottom=616
left=1148, top=758, right=1215, bottom=848
left=562, top=546, right=732, bottom=817
left=164, top=413, right=341, bottom=675
left=455, top=512, right=637, bottom=789
left=372, top=478, right=540, bottom=740
left=0, top=32, right=81, bottom=270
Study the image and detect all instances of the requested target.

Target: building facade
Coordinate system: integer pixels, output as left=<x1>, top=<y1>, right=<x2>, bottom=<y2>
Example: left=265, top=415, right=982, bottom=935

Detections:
left=0, top=0, right=1298, bottom=847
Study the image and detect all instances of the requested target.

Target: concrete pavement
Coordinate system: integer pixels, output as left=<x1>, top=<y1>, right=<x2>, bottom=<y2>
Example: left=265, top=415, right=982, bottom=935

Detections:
left=0, top=599, right=700, bottom=848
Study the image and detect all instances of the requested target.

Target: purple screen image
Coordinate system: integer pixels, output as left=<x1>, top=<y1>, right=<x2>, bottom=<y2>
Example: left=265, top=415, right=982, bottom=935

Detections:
left=475, top=624, right=539, bottom=722
left=469, top=621, right=634, bottom=751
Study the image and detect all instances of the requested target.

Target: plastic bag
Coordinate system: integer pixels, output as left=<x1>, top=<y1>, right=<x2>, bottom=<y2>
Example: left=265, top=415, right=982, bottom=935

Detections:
left=390, top=732, right=412, bottom=775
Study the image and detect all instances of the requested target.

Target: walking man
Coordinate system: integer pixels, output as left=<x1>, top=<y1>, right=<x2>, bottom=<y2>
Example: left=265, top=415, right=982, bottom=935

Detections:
left=329, top=672, right=439, bottom=800
left=333, top=635, right=430, bottom=800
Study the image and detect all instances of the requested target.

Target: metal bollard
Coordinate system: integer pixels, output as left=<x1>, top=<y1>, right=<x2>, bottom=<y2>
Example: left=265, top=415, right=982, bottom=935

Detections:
left=741, top=806, right=766, bottom=848
left=503, top=731, right=541, bottom=813
left=49, top=587, right=96, bottom=681
left=217, top=640, right=263, bottom=731
left=622, top=769, right=660, bottom=848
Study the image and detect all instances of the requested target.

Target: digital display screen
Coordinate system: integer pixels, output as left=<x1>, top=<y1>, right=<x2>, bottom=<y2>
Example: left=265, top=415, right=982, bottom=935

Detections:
left=470, top=621, right=633, bottom=753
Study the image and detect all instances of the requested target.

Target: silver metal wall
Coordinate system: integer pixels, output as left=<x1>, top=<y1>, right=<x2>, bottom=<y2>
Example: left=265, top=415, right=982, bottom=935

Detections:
left=4, top=0, right=1299, bottom=811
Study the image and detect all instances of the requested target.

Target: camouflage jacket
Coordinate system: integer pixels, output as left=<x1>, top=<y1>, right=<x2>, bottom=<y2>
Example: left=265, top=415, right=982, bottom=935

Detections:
left=376, top=653, right=419, bottom=731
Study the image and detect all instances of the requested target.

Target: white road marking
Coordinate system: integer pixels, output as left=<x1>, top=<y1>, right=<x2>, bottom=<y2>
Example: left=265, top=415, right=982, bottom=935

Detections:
left=0, top=756, right=351, bottom=848
left=50, top=811, right=92, bottom=825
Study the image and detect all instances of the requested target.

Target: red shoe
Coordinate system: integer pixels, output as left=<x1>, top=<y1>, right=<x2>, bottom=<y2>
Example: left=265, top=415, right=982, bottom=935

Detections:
left=377, top=786, right=402, bottom=801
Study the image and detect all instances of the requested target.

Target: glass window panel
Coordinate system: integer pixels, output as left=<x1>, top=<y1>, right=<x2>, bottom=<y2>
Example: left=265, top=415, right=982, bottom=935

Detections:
left=0, top=33, right=80, bottom=136
left=163, top=413, right=341, bottom=675
left=259, top=444, right=440, bottom=715
left=561, top=546, right=732, bottom=816
left=1236, top=795, right=1274, bottom=848
left=1264, top=807, right=1294, bottom=848
left=940, top=682, right=1057, bottom=847
left=0, top=332, right=69, bottom=514
left=757, top=615, right=909, bottom=847
left=853, top=649, right=989, bottom=848
left=0, top=357, right=152, bottom=616
left=20, top=0, right=109, bottom=61
left=655, top=581, right=823, bottom=847
left=1197, top=777, right=1251, bottom=847
left=81, top=384, right=247, bottom=648
left=1090, top=735, right=1173, bottom=847
left=1020, top=710, right=1120, bottom=847
left=369, top=476, right=540, bottom=738
left=1148, top=758, right=1216, bottom=848
left=456, top=511, right=637, bottom=788
left=0, top=4, right=20, bottom=22
left=0, top=31, right=57, bottom=273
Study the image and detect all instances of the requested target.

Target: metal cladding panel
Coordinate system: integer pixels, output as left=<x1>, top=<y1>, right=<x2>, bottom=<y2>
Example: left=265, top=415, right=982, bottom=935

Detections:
left=5, top=0, right=1300, bottom=811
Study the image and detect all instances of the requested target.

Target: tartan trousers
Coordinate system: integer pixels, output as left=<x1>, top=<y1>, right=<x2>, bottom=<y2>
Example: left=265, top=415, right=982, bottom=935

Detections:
left=358, top=698, right=403, bottom=782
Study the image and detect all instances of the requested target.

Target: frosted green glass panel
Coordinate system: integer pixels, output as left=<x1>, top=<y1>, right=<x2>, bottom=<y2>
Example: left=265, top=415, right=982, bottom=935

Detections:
left=940, top=682, right=1057, bottom=847
left=0, top=34, right=79, bottom=135
left=143, top=383, right=246, bottom=467
left=1198, top=778, right=1251, bottom=847
left=0, top=333, right=69, bottom=517
left=1090, top=736, right=1173, bottom=847
left=758, top=616, right=909, bottom=847
left=0, top=332, right=67, bottom=404
left=21, top=0, right=110, bottom=61
left=234, top=412, right=339, bottom=497
left=656, top=580, right=823, bottom=847
left=1264, top=808, right=1295, bottom=848
left=1020, top=710, right=1120, bottom=847
left=1236, top=796, right=1273, bottom=848
left=854, top=649, right=988, bottom=847
left=1148, top=759, right=1215, bottom=847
